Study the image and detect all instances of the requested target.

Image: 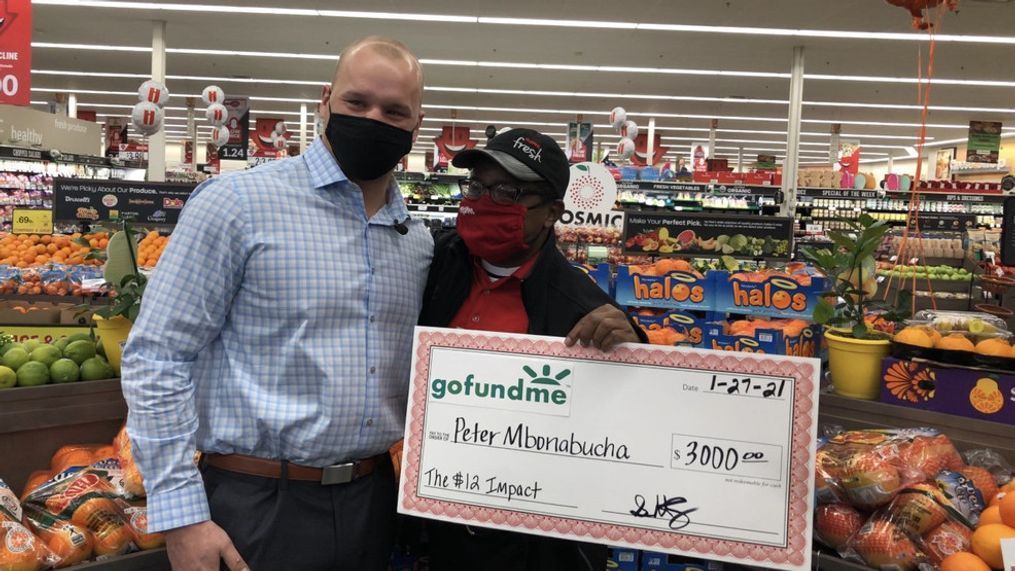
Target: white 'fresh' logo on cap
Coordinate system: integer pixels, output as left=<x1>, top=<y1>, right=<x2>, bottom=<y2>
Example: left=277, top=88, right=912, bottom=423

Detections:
left=513, top=137, right=543, bottom=163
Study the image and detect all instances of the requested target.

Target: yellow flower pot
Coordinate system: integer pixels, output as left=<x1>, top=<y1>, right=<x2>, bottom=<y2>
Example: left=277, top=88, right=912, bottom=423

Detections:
left=825, top=328, right=891, bottom=400
left=94, top=315, right=133, bottom=377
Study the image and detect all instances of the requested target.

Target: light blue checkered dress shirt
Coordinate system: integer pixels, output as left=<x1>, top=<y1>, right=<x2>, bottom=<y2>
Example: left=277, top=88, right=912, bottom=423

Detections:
left=121, top=139, right=433, bottom=532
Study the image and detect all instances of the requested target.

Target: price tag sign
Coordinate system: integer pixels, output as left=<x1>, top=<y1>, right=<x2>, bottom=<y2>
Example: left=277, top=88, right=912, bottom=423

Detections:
left=398, top=328, right=820, bottom=571
left=1002, top=537, right=1015, bottom=571
left=12, top=209, right=53, bottom=235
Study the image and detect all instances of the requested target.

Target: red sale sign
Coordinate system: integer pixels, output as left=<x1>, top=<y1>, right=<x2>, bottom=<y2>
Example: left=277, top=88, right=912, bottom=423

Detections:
left=0, top=0, right=32, bottom=105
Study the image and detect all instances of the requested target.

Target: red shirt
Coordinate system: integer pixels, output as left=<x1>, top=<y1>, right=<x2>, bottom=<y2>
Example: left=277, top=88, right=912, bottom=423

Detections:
left=449, top=255, right=540, bottom=334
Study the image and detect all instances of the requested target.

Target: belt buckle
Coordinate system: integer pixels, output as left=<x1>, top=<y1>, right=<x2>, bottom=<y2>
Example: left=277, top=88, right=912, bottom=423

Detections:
left=320, top=462, right=355, bottom=485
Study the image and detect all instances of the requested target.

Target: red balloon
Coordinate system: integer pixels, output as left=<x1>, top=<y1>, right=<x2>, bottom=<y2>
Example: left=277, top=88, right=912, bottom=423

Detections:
left=883, top=0, right=958, bottom=30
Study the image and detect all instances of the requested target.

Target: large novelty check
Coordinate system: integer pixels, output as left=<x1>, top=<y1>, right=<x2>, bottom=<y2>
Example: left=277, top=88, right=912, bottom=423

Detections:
left=398, top=328, right=820, bottom=571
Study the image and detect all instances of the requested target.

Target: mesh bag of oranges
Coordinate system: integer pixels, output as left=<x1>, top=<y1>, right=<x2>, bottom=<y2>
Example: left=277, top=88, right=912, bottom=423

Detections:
left=0, top=481, right=58, bottom=570
left=21, top=462, right=140, bottom=560
left=814, top=428, right=964, bottom=510
left=837, top=476, right=982, bottom=569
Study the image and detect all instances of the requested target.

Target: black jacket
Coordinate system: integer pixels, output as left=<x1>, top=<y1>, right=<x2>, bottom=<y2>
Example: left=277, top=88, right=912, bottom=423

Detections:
left=420, top=230, right=645, bottom=342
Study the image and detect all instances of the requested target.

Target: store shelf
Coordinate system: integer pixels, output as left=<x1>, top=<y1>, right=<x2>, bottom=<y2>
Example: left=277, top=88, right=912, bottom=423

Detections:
left=817, top=391, right=1015, bottom=453
left=74, top=549, right=170, bottom=571
left=812, top=549, right=871, bottom=570
left=0, top=294, right=111, bottom=305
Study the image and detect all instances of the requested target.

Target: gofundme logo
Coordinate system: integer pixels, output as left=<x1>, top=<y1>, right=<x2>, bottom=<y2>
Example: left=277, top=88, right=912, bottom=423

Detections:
left=430, top=364, right=572, bottom=410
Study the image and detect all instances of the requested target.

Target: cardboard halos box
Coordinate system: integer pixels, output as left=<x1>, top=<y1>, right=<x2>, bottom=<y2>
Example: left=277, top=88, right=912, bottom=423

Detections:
left=880, top=357, right=1015, bottom=426
left=0, top=301, right=65, bottom=325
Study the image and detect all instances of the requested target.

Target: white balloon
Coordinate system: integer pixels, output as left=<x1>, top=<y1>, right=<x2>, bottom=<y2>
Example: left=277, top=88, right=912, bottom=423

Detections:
left=211, top=125, right=231, bottom=147
left=617, top=137, right=635, bottom=160
left=273, top=121, right=287, bottom=136
left=138, top=80, right=170, bottom=107
left=610, top=107, right=627, bottom=130
left=201, top=85, right=225, bottom=106
left=272, top=133, right=287, bottom=150
left=206, top=103, right=228, bottom=126
left=131, top=102, right=163, bottom=136
left=620, top=120, right=639, bottom=140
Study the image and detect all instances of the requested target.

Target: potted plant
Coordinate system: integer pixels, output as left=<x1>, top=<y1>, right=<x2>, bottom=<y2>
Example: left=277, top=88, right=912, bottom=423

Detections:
left=802, top=214, right=911, bottom=399
left=78, top=221, right=147, bottom=375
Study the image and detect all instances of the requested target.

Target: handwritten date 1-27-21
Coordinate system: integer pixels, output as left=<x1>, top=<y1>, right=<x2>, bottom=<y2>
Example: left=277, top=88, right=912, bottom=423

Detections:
left=709, top=375, right=788, bottom=399
left=629, top=494, right=698, bottom=530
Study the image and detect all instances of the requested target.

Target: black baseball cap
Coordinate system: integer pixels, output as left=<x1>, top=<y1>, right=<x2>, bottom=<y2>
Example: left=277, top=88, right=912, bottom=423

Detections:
left=452, top=128, right=570, bottom=198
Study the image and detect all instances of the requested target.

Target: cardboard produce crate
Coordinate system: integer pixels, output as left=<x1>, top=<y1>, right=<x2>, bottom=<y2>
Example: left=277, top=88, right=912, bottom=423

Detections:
left=0, top=379, right=126, bottom=494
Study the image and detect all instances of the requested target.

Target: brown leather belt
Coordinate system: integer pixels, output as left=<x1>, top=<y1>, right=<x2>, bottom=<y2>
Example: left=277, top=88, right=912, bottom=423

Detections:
left=203, top=453, right=383, bottom=485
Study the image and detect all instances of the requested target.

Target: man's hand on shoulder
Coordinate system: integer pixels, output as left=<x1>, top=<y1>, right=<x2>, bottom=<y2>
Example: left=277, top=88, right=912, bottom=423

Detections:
left=165, top=520, right=248, bottom=571
left=565, top=304, right=641, bottom=352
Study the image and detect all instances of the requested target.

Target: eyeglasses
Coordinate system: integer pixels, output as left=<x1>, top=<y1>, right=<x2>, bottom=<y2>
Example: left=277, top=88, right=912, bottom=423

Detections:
left=458, top=178, right=555, bottom=206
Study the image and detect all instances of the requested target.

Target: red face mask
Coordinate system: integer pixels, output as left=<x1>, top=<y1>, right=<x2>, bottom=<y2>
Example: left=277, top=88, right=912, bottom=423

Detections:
left=456, top=194, right=529, bottom=264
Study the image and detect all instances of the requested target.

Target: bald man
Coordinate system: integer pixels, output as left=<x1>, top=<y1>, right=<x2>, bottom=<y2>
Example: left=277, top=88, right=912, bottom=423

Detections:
left=122, top=36, right=432, bottom=570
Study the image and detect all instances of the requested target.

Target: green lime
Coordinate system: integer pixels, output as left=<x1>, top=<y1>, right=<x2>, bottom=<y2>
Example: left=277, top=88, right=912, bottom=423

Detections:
left=65, top=333, right=93, bottom=345
left=0, top=366, right=16, bottom=389
left=30, top=345, right=63, bottom=367
left=0, top=343, right=22, bottom=357
left=50, top=359, right=80, bottom=383
left=2, top=348, right=30, bottom=372
left=80, top=358, right=114, bottom=381
left=64, top=340, right=97, bottom=366
left=22, top=339, right=42, bottom=353
left=16, top=361, right=50, bottom=387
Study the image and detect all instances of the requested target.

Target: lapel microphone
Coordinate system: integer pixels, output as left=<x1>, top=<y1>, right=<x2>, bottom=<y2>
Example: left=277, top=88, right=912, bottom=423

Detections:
left=393, top=215, right=410, bottom=236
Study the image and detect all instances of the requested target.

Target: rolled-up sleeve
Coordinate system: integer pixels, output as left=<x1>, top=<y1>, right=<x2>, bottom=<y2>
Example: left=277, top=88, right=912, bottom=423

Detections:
left=121, top=177, right=248, bottom=532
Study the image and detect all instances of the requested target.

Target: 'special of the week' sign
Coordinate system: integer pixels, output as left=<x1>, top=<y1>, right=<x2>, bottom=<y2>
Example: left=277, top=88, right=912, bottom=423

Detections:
left=52, top=178, right=196, bottom=224
left=398, top=328, right=820, bottom=571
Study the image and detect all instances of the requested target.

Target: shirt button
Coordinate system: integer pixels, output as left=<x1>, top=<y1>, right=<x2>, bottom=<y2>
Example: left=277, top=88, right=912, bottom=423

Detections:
left=369, top=315, right=376, bottom=323
left=366, top=418, right=374, bottom=426
left=472, top=315, right=480, bottom=323
left=370, top=366, right=376, bottom=374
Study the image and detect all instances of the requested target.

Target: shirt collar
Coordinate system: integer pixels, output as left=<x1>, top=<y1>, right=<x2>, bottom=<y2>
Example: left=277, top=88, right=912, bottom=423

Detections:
left=304, top=137, right=410, bottom=224
left=304, top=137, right=348, bottom=189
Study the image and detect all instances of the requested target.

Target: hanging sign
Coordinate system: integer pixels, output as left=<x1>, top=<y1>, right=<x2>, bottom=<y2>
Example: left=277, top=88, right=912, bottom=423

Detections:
left=104, top=118, right=128, bottom=157
left=432, top=126, right=477, bottom=171
left=53, top=178, right=196, bottom=224
left=623, top=212, right=794, bottom=259
left=690, top=143, right=708, bottom=173
left=398, top=328, right=819, bottom=571
left=561, top=162, right=623, bottom=228
left=218, top=97, right=250, bottom=161
left=966, top=121, right=1003, bottom=164
left=630, top=134, right=667, bottom=167
left=0, top=0, right=32, bottom=105
left=566, top=122, right=593, bottom=164
left=12, top=209, right=53, bottom=235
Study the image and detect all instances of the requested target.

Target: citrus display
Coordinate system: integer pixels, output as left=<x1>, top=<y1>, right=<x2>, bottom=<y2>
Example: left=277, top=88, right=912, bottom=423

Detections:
left=0, top=232, right=108, bottom=268
left=979, top=505, right=1003, bottom=526
left=136, top=230, right=170, bottom=268
left=21, top=339, right=42, bottom=353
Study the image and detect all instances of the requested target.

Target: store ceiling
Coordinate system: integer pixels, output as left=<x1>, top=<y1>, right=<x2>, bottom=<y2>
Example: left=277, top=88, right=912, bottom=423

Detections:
left=27, top=0, right=1015, bottom=165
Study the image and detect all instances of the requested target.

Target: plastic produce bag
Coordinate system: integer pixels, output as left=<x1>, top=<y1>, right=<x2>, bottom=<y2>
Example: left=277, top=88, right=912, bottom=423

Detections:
left=0, top=480, right=58, bottom=571
left=22, top=464, right=139, bottom=558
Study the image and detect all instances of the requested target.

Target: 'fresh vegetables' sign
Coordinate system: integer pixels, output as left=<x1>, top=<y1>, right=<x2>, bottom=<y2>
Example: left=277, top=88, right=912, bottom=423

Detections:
left=622, top=212, right=794, bottom=259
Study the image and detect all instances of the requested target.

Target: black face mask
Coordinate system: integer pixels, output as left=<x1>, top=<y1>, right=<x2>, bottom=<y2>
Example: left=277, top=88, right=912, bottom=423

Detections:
left=325, top=112, right=414, bottom=181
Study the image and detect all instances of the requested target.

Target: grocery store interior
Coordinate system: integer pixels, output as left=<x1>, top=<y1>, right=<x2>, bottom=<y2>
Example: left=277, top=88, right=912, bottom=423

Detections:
left=2, top=0, right=1015, bottom=570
